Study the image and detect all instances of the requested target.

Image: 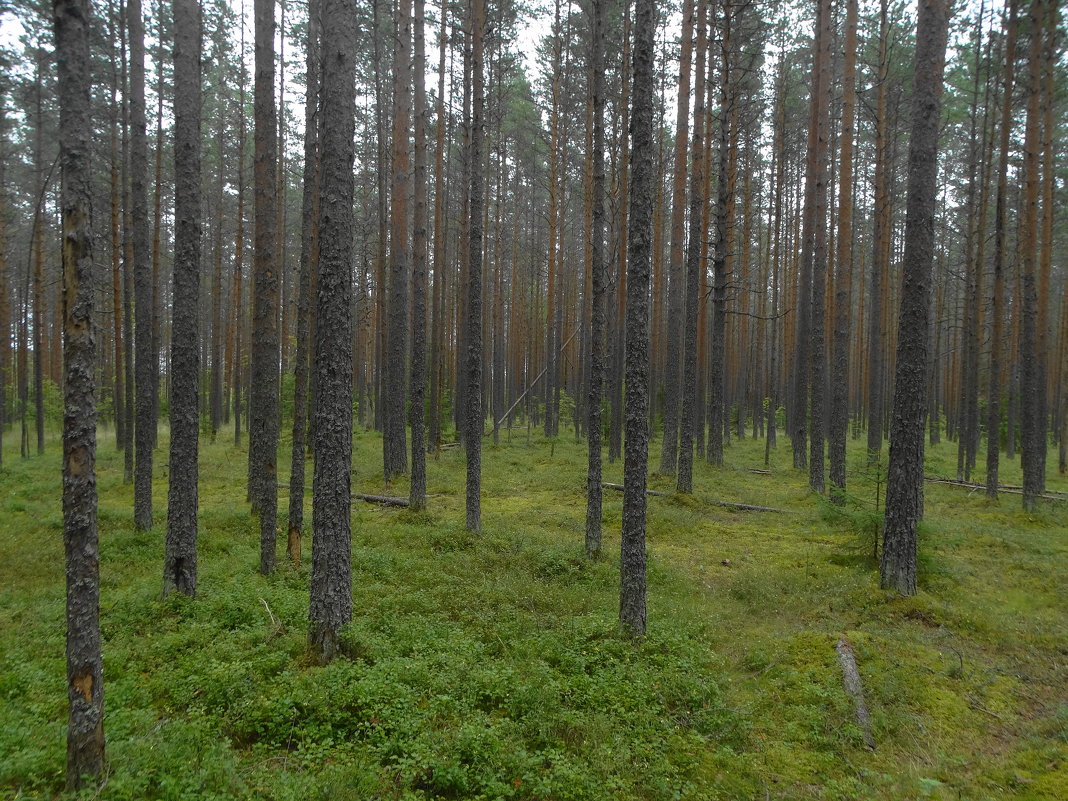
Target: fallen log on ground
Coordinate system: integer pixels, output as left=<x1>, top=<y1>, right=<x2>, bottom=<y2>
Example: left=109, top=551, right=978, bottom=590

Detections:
left=351, top=493, right=410, bottom=508
left=924, top=476, right=1067, bottom=502
left=281, top=483, right=415, bottom=508
left=600, top=482, right=789, bottom=513
left=835, top=638, right=876, bottom=750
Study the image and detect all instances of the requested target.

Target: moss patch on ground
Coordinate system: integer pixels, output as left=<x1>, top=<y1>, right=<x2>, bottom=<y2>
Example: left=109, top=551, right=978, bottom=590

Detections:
left=0, top=424, right=1065, bottom=800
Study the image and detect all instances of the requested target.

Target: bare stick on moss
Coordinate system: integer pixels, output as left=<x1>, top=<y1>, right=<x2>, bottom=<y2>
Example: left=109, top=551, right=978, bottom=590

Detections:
left=835, top=638, right=875, bottom=750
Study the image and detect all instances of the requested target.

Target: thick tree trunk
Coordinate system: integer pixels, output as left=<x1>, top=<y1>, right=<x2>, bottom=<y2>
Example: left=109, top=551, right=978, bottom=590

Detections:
left=808, top=0, right=831, bottom=493
left=384, top=0, right=411, bottom=481
left=867, top=0, right=890, bottom=461
left=251, top=0, right=280, bottom=572
left=119, top=23, right=134, bottom=479
left=410, top=0, right=428, bottom=510
left=987, top=0, right=1018, bottom=498
left=465, top=0, right=485, bottom=531
left=659, top=0, right=695, bottom=476
left=829, top=0, right=858, bottom=496
left=287, top=0, right=320, bottom=563
left=428, top=10, right=447, bottom=455
left=107, top=5, right=125, bottom=453
left=55, top=0, right=106, bottom=785
left=150, top=8, right=164, bottom=446
left=707, top=1, right=732, bottom=468
left=309, top=0, right=356, bottom=665
left=1018, top=0, right=1047, bottom=511
left=585, top=0, right=607, bottom=556
left=129, top=0, right=153, bottom=530
left=544, top=0, right=562, bottom=440
left=620, top=0, right=655, bottom=637
left=209, top=112, right=225, bottom=442
left=677, top=0, right=707, bottom=494
left=164, top=0, right=202, bottom=598
left=232, top=5, right=247, bottom=447
left=609, top=2, right=630, bottom=465
left=880, top=0, right=950, bottom=596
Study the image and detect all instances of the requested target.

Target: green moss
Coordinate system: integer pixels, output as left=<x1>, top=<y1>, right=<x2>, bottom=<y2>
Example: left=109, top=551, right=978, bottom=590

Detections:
left=0, top=428, right=1065, bottom=799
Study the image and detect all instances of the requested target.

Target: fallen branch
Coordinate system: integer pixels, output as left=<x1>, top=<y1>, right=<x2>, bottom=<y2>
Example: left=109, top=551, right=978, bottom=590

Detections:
left=602, top=482, right=668, bottom=497
left=924, top=476, right=1067, bottom=502
left=835, top=638, right=875, bottom=750
left=600, top=482, right=789, bottom=513
left=351, top=493, right=410, bottom=508
left=494, top=327, right=580, bottom=429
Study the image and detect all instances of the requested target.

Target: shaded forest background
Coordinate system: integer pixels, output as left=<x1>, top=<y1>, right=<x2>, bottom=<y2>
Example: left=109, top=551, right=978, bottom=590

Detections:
left=0, top=0, right=1064, bottom=500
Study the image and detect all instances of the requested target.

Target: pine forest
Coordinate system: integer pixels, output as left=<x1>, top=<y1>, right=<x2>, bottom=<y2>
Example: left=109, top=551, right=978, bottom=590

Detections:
left=0, top=0, right=1066, bottom=797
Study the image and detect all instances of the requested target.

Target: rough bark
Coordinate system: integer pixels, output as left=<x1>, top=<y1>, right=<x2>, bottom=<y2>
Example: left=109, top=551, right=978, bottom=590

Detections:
left=609, top=1, right=630, bottom=464
left=107, top=5, right=125, bottom=453
left=409, top=0, right=428, bottom=510
left=129, top=0, right=153, bottom=530
left=620, top=0, right=655, bottom=637
left=544, top=0, right=563, bottom=440
left=707, top=0, right=732, bottom=468
left=55, top=0, right=106, bottom=785
left=987, top=0, right=1018, bottom=498
left=164, top=0, right=201, bottom=599
left=427, top=9, right=447, bottom=455
left=659, top=0, right=695, bottom=476
left=585, top=0, right=607, bottom=556
left=829, top=0, right=858, bottom=496
left=119, top=22, right=133, bottom=478
left=677, top=0, right=707, bottom=494
left=384, top=0, right=411, bottom=481
left=808, top=0, right=831, bottom=493
left=309, top=0, right=356, bottom=665
left=150, top=5, right=164, bottom=447
left=866, top=0, right=890, bottom=461
left=957, top=6, right=988, bottom=481
left=880, top=0, right=950, bottom=596
left=288, top=0, right=320, bottom=564
left=251, top=0, right=280, bottom=572
left=233, top=6, right=247, bottom=446
left=465, top=0, right=485, bottom=531
left=1018, top=0, right=1046, bottom=511
left=32, top=59, right=45, bottom=458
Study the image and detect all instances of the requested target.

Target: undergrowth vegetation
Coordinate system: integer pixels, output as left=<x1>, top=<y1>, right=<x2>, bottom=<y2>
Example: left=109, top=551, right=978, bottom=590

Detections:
left=0, top=424, right=1065, bottom=799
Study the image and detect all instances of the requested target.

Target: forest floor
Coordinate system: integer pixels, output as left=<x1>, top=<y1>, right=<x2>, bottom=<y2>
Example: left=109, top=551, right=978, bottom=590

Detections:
left=1, top=421, right=1066, bottom=800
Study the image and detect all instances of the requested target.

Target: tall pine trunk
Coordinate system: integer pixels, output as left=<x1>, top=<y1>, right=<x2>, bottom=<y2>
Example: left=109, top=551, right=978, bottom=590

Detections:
left=288, top=0, right=320, bottom=564
left=309, top=0, right=357, bottom=664
left=677, top=0, right=707, bottom=494
left=1018, top=0, right=1047, bottom=511
left=585, top=0, right=607, bottom=555
left=866, top=0, right=890, bottom=461
left=880, top=0, right=950, bottom=596
left=808, top=0, right=831, bottom=493
left=986, top=0, right=1017, bottom=498
left=384, top=0, right=412, bottom=481
left=829, top=0, right=858, bottom=495
left=164, top=0, right=202, bottom=598
left=428, top=10, right=447, bottom=455
left=129, top=0, right=153, bottom=530
left=620, top=0, right=655, bottom=637
left=465, top=0, right=486, bottom=531
left=659, top=0, right=695, bottom=476
left=55, top=0, right=106, bottom=784
left=251, top=0, right=280, bottom=572
left=410, top=0, right=429, bottom=510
